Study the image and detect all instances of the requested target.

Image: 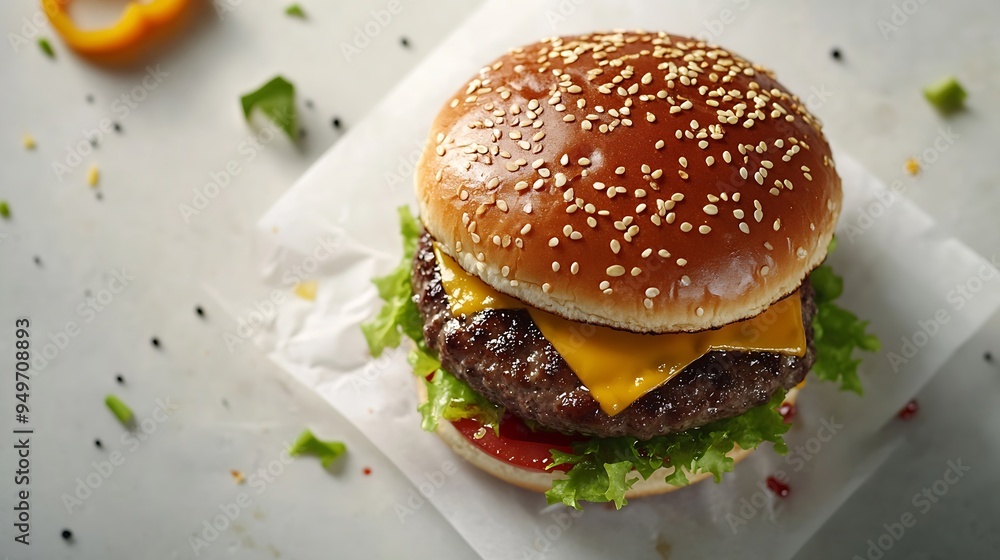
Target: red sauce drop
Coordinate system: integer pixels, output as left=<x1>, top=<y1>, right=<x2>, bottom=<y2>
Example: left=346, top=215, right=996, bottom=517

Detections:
left=766, top=476, right=790, bottom=497
left=778, top=402, right=797, bottom=424
left=897, top=399, right=919, bottom=420
left=362, top=467, right=372, bottom=476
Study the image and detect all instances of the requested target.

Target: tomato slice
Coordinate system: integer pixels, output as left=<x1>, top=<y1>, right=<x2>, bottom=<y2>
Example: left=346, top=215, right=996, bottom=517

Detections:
left=451, top=412, right=586, bottom=472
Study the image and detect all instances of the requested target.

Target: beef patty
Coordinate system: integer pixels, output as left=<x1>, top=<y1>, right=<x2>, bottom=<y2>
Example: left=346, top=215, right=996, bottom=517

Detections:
left=412, top=233, right=817, bottom=440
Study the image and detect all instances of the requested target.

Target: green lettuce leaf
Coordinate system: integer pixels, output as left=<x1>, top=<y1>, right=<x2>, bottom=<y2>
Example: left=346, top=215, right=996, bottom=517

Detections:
left=284, top=4, right=307, bottom=18
left=289, top=429, right=347, bottom=469
left=361, top=206, right=423, bottom=356
left=408, top=345, right=441, bottom=376
left=544, top=390, right=789, bottom=509
left=240, top=76, right=297, bottom=141
left=810, top=244, right=881, bottom=394
left=418, top=369, right=502, bottom=433
left=105, top=395, right=135, bottom=427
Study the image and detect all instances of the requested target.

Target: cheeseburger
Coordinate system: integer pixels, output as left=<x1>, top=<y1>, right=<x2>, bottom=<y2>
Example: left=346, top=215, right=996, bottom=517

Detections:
left=364, top=31, right=878, bottom=508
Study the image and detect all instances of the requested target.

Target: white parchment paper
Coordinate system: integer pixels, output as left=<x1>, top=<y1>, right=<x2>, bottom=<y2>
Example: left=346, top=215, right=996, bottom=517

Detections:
left=217, top=2, right=1000, bottom=558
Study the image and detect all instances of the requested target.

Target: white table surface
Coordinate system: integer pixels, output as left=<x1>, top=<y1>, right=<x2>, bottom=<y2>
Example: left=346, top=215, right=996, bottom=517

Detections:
left=1, top=1, right=998, bottom=559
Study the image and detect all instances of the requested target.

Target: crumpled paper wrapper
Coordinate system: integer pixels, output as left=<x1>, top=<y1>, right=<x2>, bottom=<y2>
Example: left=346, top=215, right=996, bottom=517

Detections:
left=212, top=1, right=1000, bottom=558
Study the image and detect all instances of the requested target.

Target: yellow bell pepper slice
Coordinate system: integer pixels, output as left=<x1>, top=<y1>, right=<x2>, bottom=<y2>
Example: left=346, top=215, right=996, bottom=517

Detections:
left=42, top=0, right=191, bottom=56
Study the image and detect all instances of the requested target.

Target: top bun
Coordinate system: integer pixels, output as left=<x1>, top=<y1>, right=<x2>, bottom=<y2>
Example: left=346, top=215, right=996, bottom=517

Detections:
left=415, top=31, right=841, bottom=333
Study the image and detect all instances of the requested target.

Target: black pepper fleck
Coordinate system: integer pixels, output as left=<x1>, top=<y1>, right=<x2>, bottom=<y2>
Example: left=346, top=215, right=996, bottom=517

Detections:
left=94, top=439, right=102, bottom=449
left=331, top=117, right=342, bottom=129
left=305, top=99, right=314, bottom=109
left=86, top=94, right=94, bottom=104
left=400, top=37, right=410, bottom=48
left=831, top=48, right=842, bottom=61
left=61, top=529, right=73, bottom=541
left=116, top=374, right=124, bottom=384
left=151, top=337, right=160, bottom=348
left=96, top=191, right=103, bottom=201
left=195, top=306, right=205, bottom=318
left=299, top=128, right=307, bottom=139
left=113, top=122, right=122, bottom=133
left=33, top=256, right=42, bottom=266
left=986, top=352, right=994, bottom=363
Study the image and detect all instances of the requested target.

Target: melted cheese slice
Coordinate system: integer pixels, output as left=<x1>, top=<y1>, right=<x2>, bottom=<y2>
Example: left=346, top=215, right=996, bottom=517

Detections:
left=435, top=245, right=806, bottom=416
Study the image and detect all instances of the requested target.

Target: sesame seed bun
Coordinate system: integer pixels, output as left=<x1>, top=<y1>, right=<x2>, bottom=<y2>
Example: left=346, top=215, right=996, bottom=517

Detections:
left=416, top=31, right=841, bottom=333
left=417, top=382, right=799, bottom=498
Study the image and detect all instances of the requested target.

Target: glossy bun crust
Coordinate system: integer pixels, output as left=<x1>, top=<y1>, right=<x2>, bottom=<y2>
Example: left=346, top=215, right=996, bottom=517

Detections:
left=416, top=31, right=841, bottom=333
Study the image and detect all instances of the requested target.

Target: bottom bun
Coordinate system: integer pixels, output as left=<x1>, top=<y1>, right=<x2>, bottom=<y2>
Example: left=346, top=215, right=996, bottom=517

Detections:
left=418, top=382, right=800, bottom=498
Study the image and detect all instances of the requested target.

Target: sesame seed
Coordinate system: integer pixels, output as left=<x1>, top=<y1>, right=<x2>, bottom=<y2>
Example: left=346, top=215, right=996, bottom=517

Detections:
left=658, top=249, right=670, bottom=258
left=655, top=139, right=665, bottom=149
left=548, top=237, right=559, bottom=247
left=552, top=262, right=561, bottom=272
left=610, top=239, right=621, bottom=253
left=542, top=283, right=552, bottom=293
left=703, top=204, right=718, bottom=215
left=644, top=298, right=654, bottom=309
left=600, top=280, right=611, bottom=290
left=676, top=258, right=687, bottom=266
left=645, top=287, right=660, bottom=298
left=520, top=224, right=532, bottom=235
left=698, top=225, right=711, bottom=234
left=571, top=262, right=580, bottom=274
left=706, top=156, right=715, bottom=166
left=606, top=265, right=626, bottom=277
left=773, top=218, right=781, bottom=231
left=739, top=222, right=750, bottom=234
left=696, top=307, right=704, bottom=316
left=680, top=275, right=691, bottom=286
left=680, top=222, right=693, bottom=232
left=761, top=266, right=770, bottom=276
left=554, top=173, right=567, bottom=187
left=578, top=157, right=591, bottom=166
left=615, top=166, right=626, bottom=175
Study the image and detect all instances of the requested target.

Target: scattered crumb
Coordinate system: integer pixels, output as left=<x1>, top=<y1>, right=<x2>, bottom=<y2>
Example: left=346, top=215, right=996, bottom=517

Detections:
left=293, top=280, right=318, bottom=301
left=655, top=534, right=672, bottom=559
left=904, top=158, right=920, bottom=176
left=230, top=469, right=246, bottom=484
left=87, top=164, right=100, bottom=187
left=22, top=133, right=36, bottom=150
left=271, top=226, right=279, bottom=233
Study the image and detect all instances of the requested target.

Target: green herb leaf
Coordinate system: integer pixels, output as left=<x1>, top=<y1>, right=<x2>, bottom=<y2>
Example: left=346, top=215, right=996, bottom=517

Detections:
left=285, top=4, right=307, bottom=18
left=361, top=206, right=423, bottom=356
left=545, top=390, right=790, bottom=509
left=0, top=200, right=10, bottom=219
left=289, top=429, right=347, bottom=469
left=38, top=38, right=55, bottom=59
left=418, top=369, right=502, bottom=433
left=810, top=263, right=881, bottom=394
left=105, top=395, right=134, bottom=426
left=240, top=76, right=297, bottom=141
left=923, top=76, right=967, bottom=113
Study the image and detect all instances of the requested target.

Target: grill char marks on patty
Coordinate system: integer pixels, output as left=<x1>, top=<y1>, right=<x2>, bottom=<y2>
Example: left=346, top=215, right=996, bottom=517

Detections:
left=412, top=233, right=817, bottom=440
